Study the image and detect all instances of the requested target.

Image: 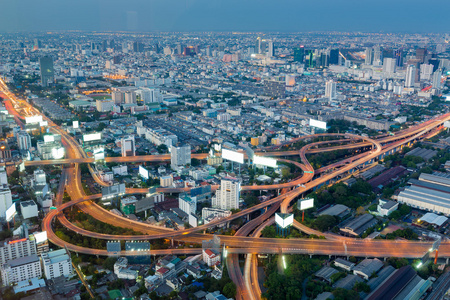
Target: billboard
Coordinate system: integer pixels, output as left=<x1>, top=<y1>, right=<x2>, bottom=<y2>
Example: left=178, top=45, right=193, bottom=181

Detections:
left=73, top=121, right=79, bottom=129
left=214, top=144, right=222, bottom=152
left=93, top=147, right=105, bottom=160
left=222, top=149, right=244, bottom=164
left=25, top=115, right=43, bottom=124
left=275, top=213, right=294, bottom=228
left=135, top=197, right=155, bottom=213
left=52, top=147, right=65, bottom=159
left=139, top=165, right=149, bottom=180
left=5, top=203, right=16, bottom=221
left=43, top=135, right=54, bottom=143
left=444, top=121, right=450, bottom=129
left=298, top=198, right=314, bottom=210
left=83, top=132, right=102, bottom=142
left=34, top=231, right=48, bottom=244
left=39, top=121, right=48, bottom=127
left=309, top=119, right=327, bottom=130
left=253, top=156, right=277, bottom=168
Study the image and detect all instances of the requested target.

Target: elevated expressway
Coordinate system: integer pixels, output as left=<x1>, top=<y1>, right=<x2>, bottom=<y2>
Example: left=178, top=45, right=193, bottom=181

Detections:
left=3, top=77, right=450, bottom=297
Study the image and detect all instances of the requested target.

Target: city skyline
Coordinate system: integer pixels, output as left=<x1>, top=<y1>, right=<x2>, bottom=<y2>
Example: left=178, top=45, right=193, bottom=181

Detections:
left=1, top=0, right=450, bottom=33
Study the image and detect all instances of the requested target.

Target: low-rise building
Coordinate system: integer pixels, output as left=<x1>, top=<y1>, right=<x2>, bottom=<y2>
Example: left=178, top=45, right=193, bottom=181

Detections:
left=41, top=249, right=73, bottom=279
left=353, top=258, right=383, bottom=280
left=202, top=249, right=221, bottom=267
left=1, top=254, right=42, bottom=285
left=377, top=199, right=399, bottom=216
left=20, top=200, right=39, bottom=219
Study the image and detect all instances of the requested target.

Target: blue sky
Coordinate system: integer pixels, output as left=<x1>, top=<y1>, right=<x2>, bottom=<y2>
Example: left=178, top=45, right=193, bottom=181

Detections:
left=0, top=0, right=449, bottom=32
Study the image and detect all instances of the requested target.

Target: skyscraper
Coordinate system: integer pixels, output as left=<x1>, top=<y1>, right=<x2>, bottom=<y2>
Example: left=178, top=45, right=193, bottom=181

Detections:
left=329, top=49, right=339, bottom=65
left=365, top=47, right=373, bottom=65
left=416, top=48, right=427, bottom=63
left=420, top=64, right=434, bottom=81
left=267, top=40, right=274, bottom=57
left=39, top=56, right=54, bottom=87
left=405, top=65, right=416, bottom=88
left=255, top=37, right=262, bottom=54
left=212, top=177, right=241, bottom=210
left=393, top=49, right=403, bottom=67
left=432, top=69, right=442, bottom=89
left=383, top=58, right=396, bottom=75
left=17, top=131, right=31, bottom=150
left=372, top=46, right=382, bottom=66
left=325, top=80, right=336, bottom=100
left=293, top=47, right=305, bottom=63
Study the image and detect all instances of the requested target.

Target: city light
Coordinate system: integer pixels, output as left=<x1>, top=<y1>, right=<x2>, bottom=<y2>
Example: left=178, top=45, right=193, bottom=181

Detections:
left=282, top=256, right=287, bottom=269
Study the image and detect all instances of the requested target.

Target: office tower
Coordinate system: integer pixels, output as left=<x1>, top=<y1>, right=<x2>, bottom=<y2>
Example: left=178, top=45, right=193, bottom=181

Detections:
left=325, top=80, right=337, bottom=100
left=255, top=37, right=262, bottom=54
left=170, top=144, right=191, bottom=169
left=121, top=136, right=136, bottom=157
left=109, top=39, right=115, bottom=50
left=420, top=64, right=434, bottom=81
left=41, top=249, right=73, bottom=279
left=305, top=50, right=314, bottom=68
left=39, top=56, right=54, bottom=87
left=17, top=131, right=31, bottom=150
left=428, top=59, right=440, bottom=72
left=183, top=46, right=196, bottom=56
left=176, top=43, right=183, bottom=55
left=205, top=46, right=211, bottom=57
left=112, top=91, right=124, bottom=104
left=432, top=69, right=442, bottom=89
left=293, top=46, right=305, bottom=63
left=365, top=47, right=373, bottom=65
left=372, top=46, right=382, bottom=66
left=383, top=58, right=396, bottom=74
left=91, top=42, right=96, bottom=51
left=329, top=49, right=339, bottom=65
left=139, top=88, right=161, bottom=104
left=393, top=49, right=403, bottom=67
left=212, top=177, right=241, bottom=210
left=0, top=167, right=6, bottom=186
left=416, top=48, right=427, bottom=63
left=267, top=40, right=274, bottom=57
left=124, top=91, right=136, bottom=104
left=405, top=65, right=416, bottom=88
left=0, top=186, right=12, bottom=219
left=0, top=254, right=42, bottom=285
left=0, top=237, right=37, bottom=265
left=102, top=40, right=108, bottom=51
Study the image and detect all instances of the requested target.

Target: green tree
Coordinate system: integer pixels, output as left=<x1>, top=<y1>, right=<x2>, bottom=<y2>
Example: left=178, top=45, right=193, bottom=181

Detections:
left=223, top=282, right=237, bottom=298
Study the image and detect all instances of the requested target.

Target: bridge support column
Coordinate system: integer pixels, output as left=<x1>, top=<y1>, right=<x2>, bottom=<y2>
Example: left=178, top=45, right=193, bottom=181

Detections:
left=309, top=254, right=312, bottom=259
left=226, top=222, right=230, bottom=229
left=246, top=214, right=250, bottom=222
left=329, top=255, right=332, bottom=259
left=384, top=257, right=386, bottom=261
left=446, top=258, right=449, bottom=265
left=171, top=239, right=174, bottom=247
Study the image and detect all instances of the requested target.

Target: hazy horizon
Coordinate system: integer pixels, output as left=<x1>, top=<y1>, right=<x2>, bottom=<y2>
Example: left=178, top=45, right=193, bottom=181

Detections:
left=1, top=0, right=450, bottom=33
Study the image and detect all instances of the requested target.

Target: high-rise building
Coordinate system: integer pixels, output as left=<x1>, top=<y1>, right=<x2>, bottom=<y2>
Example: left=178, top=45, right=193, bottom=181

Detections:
left=255, top=37, right=262, bottom=54
left=0, top=237, right=37, bottom=265
left=267, top=40, right=274, bottom=57
left=0, top=254, right=42, bottom=285
left=263, top=80, right=286, bottom=99
left=124, top=91, right=136, bottom=104
left=305, top=50, right=314, bottom=68
left=405, top=65, right=416, bottom=88
left=39, top=56, right=54, bottom=87
left=179, top=194, right=197, bottom=215
left=420, top=64, right=434, bottom=81
left=432, top=69, right=442, bottom=89
left=212, top=177, right=241, bottom=210
left=171, top=144, right=191, bottom=169
left=329, top=49, right=340, bottom=65
left=41, top=249, right=73, bottom=279
left=0, top=186, right=12, bottom=219
left=293, top=46, right=305, bottom=63
left=0, top=167, right=7, bottom=186
left=416, top=48, right=427, bottom=63
left=325, top=80, right=337, bottom=100
left=383, top=58, right=397, bottom=75
left=34, top=169, right=46, bottom=186
left=121, top=136, right=136, bottom=157
left=139, top=88, right=161, bottom=104
left=365, top=47, right=373, bottom=65
left=372, top=46, right=382, bottom=66
left=17, top=131, right=31, bottom=150
left=393, top=49, right=403, bottom=67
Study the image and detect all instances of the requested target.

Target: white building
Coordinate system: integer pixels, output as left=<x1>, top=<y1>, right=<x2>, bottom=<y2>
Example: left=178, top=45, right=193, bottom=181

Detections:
left=114, top=257, right=138, bottom=280
left=212, top=177, right=241, bottom=210
left=179, top=194, right=197, bottom=215
left=17, top=131, right=32, bottom=151
left=34, top=169, right=47, bottom=186
left=171, top=144, right=191, bottom=169
left=1, top=254, right=42, bottom=285
left=96, top=99, right=114, bottom=112
left=0, top=167, right=7, bottom=186
left=160, top=175, right=173, bottom=187
left=217, top=113, right=231, bottom=122
left=20, top=200, right=39, bottom=219
left=0, top=186, right=13, bottom=219
left=325, top=80, right=336, bottom=100
left=383, top=58, right=396, bottom=75
left=138, top=88, right=162, bottom=104
left=124, top=91, right=136, bottom=104
left=112, top=165, right=128, bottom=176
left=420, top=64, right=434, bottom=81
left=121, top=136, right=136, bottom=157
left=41, top=249, right=73, bottom=279
left=432, top=70, right=442, bottom=89
left=405, top=65, right=416, bottom=88
left=202, top=249, right=221, bottom=267
left=0, top=237, right=37, bottom=265
left=377, top=199, right=399, bottom=217
left=202, top=207, right=232, bottom=220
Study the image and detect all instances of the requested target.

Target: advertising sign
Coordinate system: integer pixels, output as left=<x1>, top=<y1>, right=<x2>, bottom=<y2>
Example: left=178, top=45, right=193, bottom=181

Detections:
left=275, top=213, right=294, bottom=228
left=253, top=156, right=277, bottom=168
left=309, top=119, right=327, bottom=130
left=222, top=149, right=244, bottom=164
left=298, top=198, right=314, bottom=210
left=5, top=203, right=16, bottom=221
left=139, top=165, right=149, bottom=180
left=83, top=132, right=102, bottom=142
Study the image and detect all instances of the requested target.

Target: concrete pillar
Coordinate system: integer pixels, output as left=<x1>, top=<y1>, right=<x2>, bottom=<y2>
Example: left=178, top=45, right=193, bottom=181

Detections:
left=226, top=222, right=230, bottom=229
left=171, top=238, right=174, bottom=247
left=446, top=258, right=449, bottom=265
left=309, top=254, right=312, bottom=258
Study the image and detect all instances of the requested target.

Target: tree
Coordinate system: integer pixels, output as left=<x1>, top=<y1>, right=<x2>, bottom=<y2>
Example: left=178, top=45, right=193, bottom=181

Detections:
left=312, top=215, right=337, bottom=232
left=157, top=144, right=168, bottom=154
left=261, top=225, right=277, bottom=238
left=223, top=282, right=237, bottom=298
left=102, top=257, right=117, bottom=271
left=356, top=206, right=366, bottom=215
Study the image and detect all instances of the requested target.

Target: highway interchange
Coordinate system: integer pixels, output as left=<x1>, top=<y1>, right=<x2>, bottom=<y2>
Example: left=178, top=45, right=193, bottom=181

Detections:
left=2, top=76, right=450, bottom=298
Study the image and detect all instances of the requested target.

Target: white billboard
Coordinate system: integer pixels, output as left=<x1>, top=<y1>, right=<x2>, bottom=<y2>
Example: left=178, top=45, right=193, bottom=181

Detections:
left=214, top=144, right=222, bottom=152
left=253, top=156, right=277, bottom=168
left=298, top=198, right=314, bottom=210
left=222, top=149, right=244, bottom=164
left=309, top=119, right=327, bottom=130
left=444, top=121, right=450, bottom=129
left=73, top=121, right=79, bottom=129
left=83, top=132, right=102, bottom=142
left=25, top=115, right=43, bottom=124
left=5, top=203, right=16, bottom=222
left=34, top=231, right=48, bottom=244
left=93, top=147, right=105, bottom=160
left=52, top=147, right=65, bottom=159
left=275, top=213, right=294, bottom=228
left=39, top=121, right=48, bottom=127
left=43, top=135, right=55, bottom=143
left=139, top=165, right=149, bottom=180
